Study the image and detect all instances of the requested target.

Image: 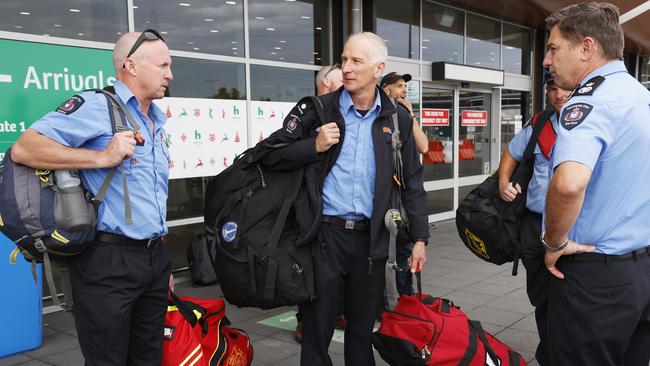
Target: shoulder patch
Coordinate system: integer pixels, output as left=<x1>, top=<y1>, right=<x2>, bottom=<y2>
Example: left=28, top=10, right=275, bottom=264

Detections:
left=55, top=95, right=85, bottom=115
left=560, top=103, right=593, bottom=130
left=285, top=114, right=301, bottom=134
left=574, top=75, right=605, bottom=97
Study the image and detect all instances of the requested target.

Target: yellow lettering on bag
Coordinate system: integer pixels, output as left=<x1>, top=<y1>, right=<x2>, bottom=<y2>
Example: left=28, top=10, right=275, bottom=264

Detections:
left=51, top=230, right=70, bottom=244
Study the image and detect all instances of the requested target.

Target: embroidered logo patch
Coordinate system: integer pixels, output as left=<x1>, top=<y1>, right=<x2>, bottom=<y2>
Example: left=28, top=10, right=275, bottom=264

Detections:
left=163, top=325, right=175, bottom=341
left=55, top=95, right=85, bottom=115
left=561, top=103, right=593, bottom=131
left=285, top=114, right=300, bottom=134
left=221, top=221, right=238, bottom=243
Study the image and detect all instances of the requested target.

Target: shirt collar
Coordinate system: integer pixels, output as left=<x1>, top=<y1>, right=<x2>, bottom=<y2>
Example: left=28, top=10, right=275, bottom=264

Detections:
left=579, top=60, right=627, bottom=86
left=340, top=88, right=382, bottom=117
left=113, top=80, right=167, bottom=128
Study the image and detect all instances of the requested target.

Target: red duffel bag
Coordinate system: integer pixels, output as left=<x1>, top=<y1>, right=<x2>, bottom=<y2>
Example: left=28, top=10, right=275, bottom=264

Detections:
left=162, top=292, right=253, bottom=366
left=373, top=272, right=526, bottom=366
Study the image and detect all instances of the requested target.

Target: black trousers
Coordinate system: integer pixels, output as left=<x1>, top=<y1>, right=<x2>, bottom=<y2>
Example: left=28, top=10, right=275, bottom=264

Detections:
left=68, top=240, right=171, bottom=366
left=519, top=210, right=551, bottom=366
left=548, top=248, right=650, bottom=365
left=301, top=222, right=386, bottom=366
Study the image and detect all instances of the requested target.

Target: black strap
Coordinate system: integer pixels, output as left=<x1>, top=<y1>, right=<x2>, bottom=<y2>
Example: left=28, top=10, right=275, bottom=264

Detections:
left=511, top=105, right=554, bottom=187
left=470, top=320, right=500, bottom=365
left=458, top=318, right=479, bottom=366
left=169, top=291, right=209, bottom=335
left=264, top=259, right=278, bottom=299
left=509, top=349, right=523, bottom=365
left=247, top=246, right=257, bottom=294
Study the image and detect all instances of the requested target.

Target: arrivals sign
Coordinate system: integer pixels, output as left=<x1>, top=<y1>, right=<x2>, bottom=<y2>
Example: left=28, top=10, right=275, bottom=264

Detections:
left=461, top=110, right=488, bottom=127
left=420, top=109, right=449, bottom=126
left=0, top=39, right=115, bottom=159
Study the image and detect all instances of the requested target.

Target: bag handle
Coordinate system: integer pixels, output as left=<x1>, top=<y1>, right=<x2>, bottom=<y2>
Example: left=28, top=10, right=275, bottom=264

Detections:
left=168, top=291, right=209, bottom=335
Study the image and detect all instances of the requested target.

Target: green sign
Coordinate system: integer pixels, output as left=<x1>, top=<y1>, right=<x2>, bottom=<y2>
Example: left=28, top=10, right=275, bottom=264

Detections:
left=0, top=39, right=115, bottom=159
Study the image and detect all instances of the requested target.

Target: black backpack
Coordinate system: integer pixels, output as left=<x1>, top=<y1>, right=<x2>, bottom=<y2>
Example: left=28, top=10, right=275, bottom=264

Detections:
left=455, top=106, right=553, bottom=274
left=0, top=87, right=138, bottom=309
left=187, top=233, right=219, bottom=286
left=204, top=96, right=333, bottom=309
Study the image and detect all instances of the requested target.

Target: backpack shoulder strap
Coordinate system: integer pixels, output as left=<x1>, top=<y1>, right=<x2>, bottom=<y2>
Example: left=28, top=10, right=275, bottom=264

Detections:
left=511, top=105, right=553, bottom=187
left=86, top=87, right=135, bottom=225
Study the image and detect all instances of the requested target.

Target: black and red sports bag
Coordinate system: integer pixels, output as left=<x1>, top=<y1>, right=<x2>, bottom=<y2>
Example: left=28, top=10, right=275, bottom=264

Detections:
left=162, top=292, right=253, bottom=366
left=373, top=272, right=526, bottom=366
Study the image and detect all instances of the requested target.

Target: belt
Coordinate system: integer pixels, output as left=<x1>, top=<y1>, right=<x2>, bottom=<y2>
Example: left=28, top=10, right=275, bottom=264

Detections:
left=567, top=246, right=650, bottom=262
left=96, top=232, right=163, bottom=249
left=322, top=215, right=370, bottom=232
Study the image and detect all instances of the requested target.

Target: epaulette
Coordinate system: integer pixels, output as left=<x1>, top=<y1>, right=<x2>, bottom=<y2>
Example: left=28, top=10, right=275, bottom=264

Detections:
left=572, top=75, right=605, bottom=97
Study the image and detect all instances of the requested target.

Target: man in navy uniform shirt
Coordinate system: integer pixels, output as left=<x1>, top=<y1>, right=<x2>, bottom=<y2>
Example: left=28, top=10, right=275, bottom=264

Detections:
left=542, top=3, right=650, bottom=365
left=13, top=30, right=173, bottom=365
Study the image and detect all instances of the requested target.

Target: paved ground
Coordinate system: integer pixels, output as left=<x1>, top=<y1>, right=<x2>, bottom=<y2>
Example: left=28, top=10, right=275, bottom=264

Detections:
left=0, top=220, right=542, bottom=366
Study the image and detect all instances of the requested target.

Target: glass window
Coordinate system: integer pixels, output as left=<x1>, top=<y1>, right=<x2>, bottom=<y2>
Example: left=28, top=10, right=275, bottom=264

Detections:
left=502, top=24, right=532, bottom=75
left=500, top=90, right=531, bottom=155
left=134, top=0, right=244, bottom=57
left=639, top=56, right=650, bottom=90
left=459, top=91, right=491, bottom=177
left=422, top=2, right=464, bottom=63
left=249, top=0, right=329, bottom=65
left=422, top=87, right=454, bottom=181
left=458, top=184, right=478, bottom=205
left=168, top=57, right=246, bottom=99
left=376, top=0, right=420, bottom=59
left=167, top=223, right=205, bottom=270
left=0, top=1, right=127, bottom=42
left=167, top=177, right=208, bottom=221
left=251, top=65, right=315, bottom=102
left=426, top=189, right=453, bottom=215
left=466, top=14, right=500, bottom=69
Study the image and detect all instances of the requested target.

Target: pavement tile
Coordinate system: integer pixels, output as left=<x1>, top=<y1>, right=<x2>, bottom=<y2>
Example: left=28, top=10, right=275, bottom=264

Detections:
left=484, top=295, right=534, bottom=314
left=465, top=306, right=528, bottom=328
left=509, top=313, right=538, bottom=333
left=463, top=282, right=519, bottom=297
left=444, top=289, right=497, bottom=310
left=43, top=348, right=84, bottom=366
left=249, top=338, right=301, bottom=364
left=0, top=354, right=31, bottom=366
left=22, top=329, right=77, bottom=359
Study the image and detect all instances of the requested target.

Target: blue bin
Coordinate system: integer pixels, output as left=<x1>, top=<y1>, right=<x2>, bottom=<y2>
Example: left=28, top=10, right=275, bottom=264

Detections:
left=0, top=233, right=42, bottom=357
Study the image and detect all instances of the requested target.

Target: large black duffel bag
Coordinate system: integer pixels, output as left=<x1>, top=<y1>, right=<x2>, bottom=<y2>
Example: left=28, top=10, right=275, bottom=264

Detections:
left=455, top=107, right=552, bottom=273
left=204, top=96, right=333, bottom=309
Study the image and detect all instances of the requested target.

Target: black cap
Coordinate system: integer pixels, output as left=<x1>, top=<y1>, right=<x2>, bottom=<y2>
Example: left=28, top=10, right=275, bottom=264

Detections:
left=380, top=72, right=412, bottom=88
left=543, top=69, right=555, bottom=85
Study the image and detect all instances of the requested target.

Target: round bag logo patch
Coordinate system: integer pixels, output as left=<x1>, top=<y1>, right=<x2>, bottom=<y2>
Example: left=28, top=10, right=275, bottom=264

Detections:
left=221, top=221, right=238, bottom=243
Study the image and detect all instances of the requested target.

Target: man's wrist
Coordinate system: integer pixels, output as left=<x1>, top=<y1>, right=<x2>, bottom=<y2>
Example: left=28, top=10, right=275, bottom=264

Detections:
left=414, top=238, right=428, bottom=246
left=540, top=231, right=568, bottom=252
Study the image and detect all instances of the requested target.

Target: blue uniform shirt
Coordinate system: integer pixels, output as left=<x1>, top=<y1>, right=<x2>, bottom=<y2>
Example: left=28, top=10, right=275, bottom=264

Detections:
left=507, top=113, right=558, bottom=214
left=322, top=88, right=381, bottom=220
left=551, top=60, right=650, bottom=254
left=31, top=80, right=170, bottom=239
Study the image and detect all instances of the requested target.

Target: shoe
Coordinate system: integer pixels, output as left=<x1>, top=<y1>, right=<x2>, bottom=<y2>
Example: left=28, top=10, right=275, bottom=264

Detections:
left=334, top=314, right=347, bottom=330
left=294, top=321, right=303, bottom=343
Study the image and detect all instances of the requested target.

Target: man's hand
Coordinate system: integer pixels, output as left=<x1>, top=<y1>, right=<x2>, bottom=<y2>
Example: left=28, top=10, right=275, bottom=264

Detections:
left=398, top=97, right=413, bottom=113
left=315, top=122, right=340, bottom=153
left=101, top=131, right=136, bottom=167
left=544, top=241, right=596, bottom=279
left=499, top=181, right=521, bottom=202
left=169, top=272, right=175, bottom=293
left=407, top=241, right=426, bottom=272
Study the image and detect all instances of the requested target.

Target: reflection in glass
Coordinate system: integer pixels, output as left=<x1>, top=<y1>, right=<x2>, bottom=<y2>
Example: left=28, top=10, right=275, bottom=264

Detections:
left=459, top=91, right=491, bottom=177
left=168, top=57, right=246, bottom=99
left=376, top=0, right=420, bottom=59
left=422, top=88, right=453, bottom=181
left=0, top=1, right=127, bottom=42
left=500, top=90, right=531, bottom=155
left=458, top=184, right=478, bottom=206
left=422, top=2, right=463, bottom=63
left=249, top=0, right=329, bottom=65
left=426, top=189, right=453, bottom=215
left=251, top=65, right=315, bottom=102
left=466, top=14, right=500, bottom=69
left=167, top=223, right=205, bottom=270
left=134, top=0, right=244, bottom=56
left=502, top=23, right=532, bottom=75
left=640, top=56, right=650, bottom=90
left=167, top=177, right=208, bottom=221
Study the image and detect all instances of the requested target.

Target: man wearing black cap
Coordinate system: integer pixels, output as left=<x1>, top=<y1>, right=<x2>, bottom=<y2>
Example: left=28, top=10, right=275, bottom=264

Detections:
left=381, top=72, right=428, bottom=154
left=496, top=72, right=570, bottom=366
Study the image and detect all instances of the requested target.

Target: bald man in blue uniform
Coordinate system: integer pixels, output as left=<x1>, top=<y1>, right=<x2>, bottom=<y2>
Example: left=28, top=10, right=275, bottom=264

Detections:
left=13, top=30, right=174, bottom=365
left=542, top=3, right=650, bottom=365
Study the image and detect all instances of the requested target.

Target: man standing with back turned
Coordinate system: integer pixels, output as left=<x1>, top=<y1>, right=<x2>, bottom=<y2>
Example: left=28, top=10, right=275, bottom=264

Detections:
left=263, top=32, right=429, bottom=365
left=12, top=30, right=173, bottom=365
left=542, top=3, right=650, bottom=365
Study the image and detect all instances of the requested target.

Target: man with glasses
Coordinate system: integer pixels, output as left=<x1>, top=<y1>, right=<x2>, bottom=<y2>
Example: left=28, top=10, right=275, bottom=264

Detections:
left=13, top=29, right=174, bottom=365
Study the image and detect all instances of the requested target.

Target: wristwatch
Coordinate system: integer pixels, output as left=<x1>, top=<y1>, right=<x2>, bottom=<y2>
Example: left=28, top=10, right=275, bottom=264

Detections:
left=539, top=231, right=568, bottom=253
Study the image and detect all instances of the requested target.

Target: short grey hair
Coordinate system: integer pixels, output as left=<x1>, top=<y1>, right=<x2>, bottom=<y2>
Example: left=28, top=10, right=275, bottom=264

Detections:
left=546, top=2, right=623, bottom=60
left=346, top=32, right=388, bottom=65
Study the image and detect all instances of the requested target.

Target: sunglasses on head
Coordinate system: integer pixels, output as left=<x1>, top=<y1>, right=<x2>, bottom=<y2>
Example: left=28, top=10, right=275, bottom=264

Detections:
left=323, top=63, right=340, bottom=79
left=123, top=29, right=166, bottom=68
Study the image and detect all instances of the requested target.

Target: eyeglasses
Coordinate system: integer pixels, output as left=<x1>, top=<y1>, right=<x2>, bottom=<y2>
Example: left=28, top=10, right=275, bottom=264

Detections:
left=323, top=63, right=340, bottom=79
left=123, top=29, right=166, bottom=68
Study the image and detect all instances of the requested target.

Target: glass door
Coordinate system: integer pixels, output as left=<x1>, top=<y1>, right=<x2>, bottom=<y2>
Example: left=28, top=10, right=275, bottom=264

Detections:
left=458, top=91, right=491, bottom=177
